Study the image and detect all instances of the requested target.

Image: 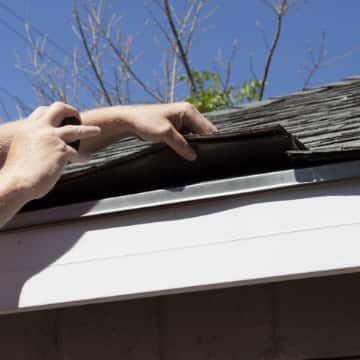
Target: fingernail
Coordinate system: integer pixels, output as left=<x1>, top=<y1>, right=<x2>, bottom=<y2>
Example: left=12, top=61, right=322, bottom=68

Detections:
left=187, top=148, right=197, bottom=161
left=79, top=152, right=91, bottom=163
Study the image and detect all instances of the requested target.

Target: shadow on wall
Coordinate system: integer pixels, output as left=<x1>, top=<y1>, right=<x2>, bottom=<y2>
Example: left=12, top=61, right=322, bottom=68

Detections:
left=0, top=174, right=359, bottom=313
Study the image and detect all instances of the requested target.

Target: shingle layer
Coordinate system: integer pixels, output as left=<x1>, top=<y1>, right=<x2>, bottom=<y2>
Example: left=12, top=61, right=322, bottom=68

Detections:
left=64, top=75, right=360, bottom=177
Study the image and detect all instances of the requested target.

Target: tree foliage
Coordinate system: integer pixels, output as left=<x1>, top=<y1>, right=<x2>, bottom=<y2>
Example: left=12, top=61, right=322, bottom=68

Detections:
left=178, top=71, right=262, bottom=113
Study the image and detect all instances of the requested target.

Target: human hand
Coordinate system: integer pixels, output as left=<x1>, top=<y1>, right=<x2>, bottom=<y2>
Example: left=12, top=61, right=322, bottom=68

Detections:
left=1, top=102, right=100, bottom=201
left=124, top=102, right=218, bottom=160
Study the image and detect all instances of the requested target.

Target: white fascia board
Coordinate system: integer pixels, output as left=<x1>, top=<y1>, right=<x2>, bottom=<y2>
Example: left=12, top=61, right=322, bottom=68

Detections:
left=1, top=168, right=360, bottom=314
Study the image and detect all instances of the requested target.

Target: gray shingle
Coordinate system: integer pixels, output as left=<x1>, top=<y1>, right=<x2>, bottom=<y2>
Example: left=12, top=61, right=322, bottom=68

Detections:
left=63, top=76, right=360, bottom=178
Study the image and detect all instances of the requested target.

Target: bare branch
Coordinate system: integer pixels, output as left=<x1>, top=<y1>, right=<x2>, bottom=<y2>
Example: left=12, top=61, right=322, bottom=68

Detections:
left=163, top=0, right=197, bottom=94
left=0, top=87, right=32, bottom=116
left=147, top=7, right=178, bottom=55
left=112, top=68, right=123, bottom=104
left=223, top=39, right=238, bottom=92
left=259, top=0, right=287, bottom=100
left=300, top=32, right=360, bottom=90
left=249, top=53, right=259, bottom=81
left=322, top=44, right=360, bottom=66
left=261, top=0, right=278, bottom=13
left=0, top=98, right=10, bottom=121
left=169, top=49, right=178, bottom=102
left=106, top=35, right=164, bottom=102
left=256, top=20, right=270, bottom=50
left=73, top=2, right=113, bottom=106
left=83, top=3, right=163, bottom=103
left=150, top=0, right=212, bottom=102
left=18, top=22, right=70, bottom=104
left=302, top=31, right=326, bottom=90
left=184, top=0, right=205, bottom=54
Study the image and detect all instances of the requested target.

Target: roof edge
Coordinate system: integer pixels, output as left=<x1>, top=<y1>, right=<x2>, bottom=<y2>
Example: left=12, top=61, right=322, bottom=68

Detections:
left=4, top=160, right=360, bottom=232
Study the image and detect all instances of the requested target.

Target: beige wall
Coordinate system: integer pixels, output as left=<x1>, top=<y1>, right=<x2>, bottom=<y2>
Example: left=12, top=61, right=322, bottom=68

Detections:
left=1, top=273, right=360, bottom=360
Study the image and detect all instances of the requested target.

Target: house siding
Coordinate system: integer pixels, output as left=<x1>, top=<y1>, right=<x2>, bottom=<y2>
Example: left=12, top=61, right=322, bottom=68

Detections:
left=1, top=273, right=360, bottom=360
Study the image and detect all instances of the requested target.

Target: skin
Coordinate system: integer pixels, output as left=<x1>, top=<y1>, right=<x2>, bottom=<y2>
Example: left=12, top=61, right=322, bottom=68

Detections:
left=0, top=101, right=217, bottom=227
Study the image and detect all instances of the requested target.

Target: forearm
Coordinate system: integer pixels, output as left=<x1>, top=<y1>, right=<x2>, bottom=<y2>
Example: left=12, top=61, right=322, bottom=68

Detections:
left=0, top=170, right=30, bottom=228
left=0, top=119, right=25, bottom=168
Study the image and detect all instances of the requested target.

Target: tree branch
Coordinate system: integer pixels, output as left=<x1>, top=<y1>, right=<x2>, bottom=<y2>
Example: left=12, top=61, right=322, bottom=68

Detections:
left=0, top=97, right=10, bottom=121
left=84, top=3, right=163, bottom=103
left=105, top=35, right=164, bottom=102
left=73, top=2, right=113, bottom=106
left=259, top=0, right=287, bottom=100
left=0, top=87, right=32, bottom=117
left=302, top=31, right=326, bottom=90
left=163, top=0, right=197, bottom=94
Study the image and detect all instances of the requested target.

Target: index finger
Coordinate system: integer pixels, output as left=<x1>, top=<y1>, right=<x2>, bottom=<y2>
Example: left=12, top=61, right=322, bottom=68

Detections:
left=55, top=125, right=101, bottom=143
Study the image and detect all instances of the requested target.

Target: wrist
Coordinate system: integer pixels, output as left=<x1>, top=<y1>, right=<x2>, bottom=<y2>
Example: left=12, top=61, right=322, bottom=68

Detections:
left=82, top=106, right=135, bottom=136
left=103, top=105, right=143, bottom=137
left=108, top=105, right=150, bottom=138
left=79, top=107, right=137, bottom=154
left=0, top=168, right=33, bottom=206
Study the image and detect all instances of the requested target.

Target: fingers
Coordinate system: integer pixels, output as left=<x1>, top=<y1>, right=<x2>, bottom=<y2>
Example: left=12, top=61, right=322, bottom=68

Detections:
left=162, top=126, right=197, bottom=161
left=56, top=125, right=101, bottom=143
left=43, top=102, right=81, bottom=127
left=179, top=103, right=218, bottom=134
left=64, top=145, right=90, bottom=164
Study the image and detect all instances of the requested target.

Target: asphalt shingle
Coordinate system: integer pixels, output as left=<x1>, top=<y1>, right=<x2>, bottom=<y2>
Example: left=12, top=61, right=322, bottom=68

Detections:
left=64, top=75, right=360, bottom=178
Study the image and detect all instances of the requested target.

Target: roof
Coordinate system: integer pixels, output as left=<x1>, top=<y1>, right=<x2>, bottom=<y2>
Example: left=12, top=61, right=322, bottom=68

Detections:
left=4, top=76, right=360, bottom=314
left=25, top=75, right=360, bottom=211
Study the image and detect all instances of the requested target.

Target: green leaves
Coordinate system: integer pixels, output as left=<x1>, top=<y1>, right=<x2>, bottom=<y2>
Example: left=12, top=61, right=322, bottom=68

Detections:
left=178, top=71, right=262, bottom=113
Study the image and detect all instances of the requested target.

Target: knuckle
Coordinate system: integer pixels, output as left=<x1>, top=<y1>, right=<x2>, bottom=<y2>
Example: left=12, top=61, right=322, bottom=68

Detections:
left=51, top=101, right=67, bottom=113
left=47, top=127, right=56, bottom=135
left=35, top=105, right=48, bottom=114
left=176, top=102, right=197, bottom=123
left=36, top=128, right=50, bottom=139
left=71, top=126, right=84, bottom=138
left=57, top=141, right=68, bottom=153
left=182, top=102, right=196, bottom=113
left=27, top=106, right=48, bottom=122
left=42, top=127, right=55, bottom=138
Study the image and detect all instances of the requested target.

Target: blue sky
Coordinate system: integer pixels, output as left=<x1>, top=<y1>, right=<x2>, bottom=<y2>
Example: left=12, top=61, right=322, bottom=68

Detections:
left=0, top=0, right=359, bottom=120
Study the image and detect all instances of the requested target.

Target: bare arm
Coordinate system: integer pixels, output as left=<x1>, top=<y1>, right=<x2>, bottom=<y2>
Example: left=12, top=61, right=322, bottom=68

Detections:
left=0, top=101, right=217, bottom=227
left=80, top=102, right=217, bottom=160
left=0, top=102, right=217, bottom=165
